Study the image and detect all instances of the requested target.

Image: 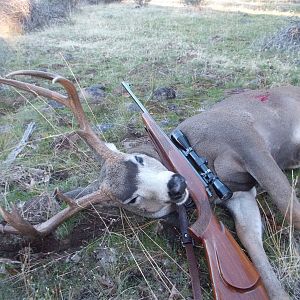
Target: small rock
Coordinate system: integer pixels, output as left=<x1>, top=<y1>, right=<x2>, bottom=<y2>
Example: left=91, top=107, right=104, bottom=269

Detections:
left=96, top=123, right=114, bottom=133
left=211, top=35, right=223, bottom=42
left=95, top=247, right=117, bottom=270
left=52, top=132, right=80, bottom=150
left=19, top=192, right=61, bottom=224
left=82, top=84, right=106, bottom=104
left=0, top=124, right=12, bottom=134
left=126, top=102, right=140, bottom=112
left=38, top=68, right=48, bottom=72
left=167, top=104, right=179, bottom=111
left=66, top=252, right=81, bottom=263
left=98, top=275, right=114, bottom=288
left=63, top=53, right=74, bottom=62
left=246, top=79, right=260, bottom=88
left=124, top=121, right=143, bottom=138
left=153, top=87, right=176, bottom=101
left=87, top=84, right=106, bottom=93
left=160, top=119, right=171, bottom=127
left=47, top=100, right=64, bottom=109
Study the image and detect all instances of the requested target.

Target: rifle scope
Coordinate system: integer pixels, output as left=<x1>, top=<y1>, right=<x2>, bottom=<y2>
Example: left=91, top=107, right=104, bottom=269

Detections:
left=171, top=129, right=233, bottom=201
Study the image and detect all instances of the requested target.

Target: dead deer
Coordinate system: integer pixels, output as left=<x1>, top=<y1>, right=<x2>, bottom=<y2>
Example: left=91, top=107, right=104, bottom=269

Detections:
left=175, top=86, right=300, bottom=300
left=0, top=71, right=299, bottom=300
left=123, top=85, right=300, bottom=299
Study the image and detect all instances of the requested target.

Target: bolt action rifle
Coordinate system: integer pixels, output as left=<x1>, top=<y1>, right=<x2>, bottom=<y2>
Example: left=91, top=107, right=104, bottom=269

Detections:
left=122, top=82, right=269, bottom=300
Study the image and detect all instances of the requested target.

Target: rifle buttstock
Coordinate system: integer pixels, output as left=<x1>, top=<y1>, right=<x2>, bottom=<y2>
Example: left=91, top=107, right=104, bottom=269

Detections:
left=190, top=217, right=269, bottom=299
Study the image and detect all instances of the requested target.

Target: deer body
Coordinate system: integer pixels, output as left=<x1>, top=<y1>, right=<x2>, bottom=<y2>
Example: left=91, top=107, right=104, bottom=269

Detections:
left=175, top=86, right=300, bottom=299
left=178, top=86, right=300, bottom=173
left=177, top=86, right=300, bottom=227
left=0, top=71, right=299, bottom=299
left=128, top=86, right=300, bottom=299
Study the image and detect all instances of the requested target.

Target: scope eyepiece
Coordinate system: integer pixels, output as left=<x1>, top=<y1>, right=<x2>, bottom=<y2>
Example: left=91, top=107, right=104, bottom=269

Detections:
left=212, top=179, right=233, bottom=201
left=171, top=129, right=191, bottom=151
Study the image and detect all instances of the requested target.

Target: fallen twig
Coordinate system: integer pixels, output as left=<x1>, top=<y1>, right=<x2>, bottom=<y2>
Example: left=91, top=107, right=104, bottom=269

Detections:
left=3, top=122, right=36, bottom=165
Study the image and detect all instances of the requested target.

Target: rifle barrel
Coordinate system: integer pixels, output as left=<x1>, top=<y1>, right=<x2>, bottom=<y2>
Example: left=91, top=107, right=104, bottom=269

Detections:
left=122, top=82, right=147, bottom=113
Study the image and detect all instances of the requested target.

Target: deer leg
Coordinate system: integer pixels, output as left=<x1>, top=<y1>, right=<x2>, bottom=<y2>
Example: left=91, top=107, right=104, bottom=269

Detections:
left=226, top=188, right=290, bottom=300
left=244, top=151, right=300, bottom=230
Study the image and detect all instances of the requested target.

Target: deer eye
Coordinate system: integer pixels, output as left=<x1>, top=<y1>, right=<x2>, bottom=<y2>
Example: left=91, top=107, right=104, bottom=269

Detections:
left=125, top=196, right=139, bottom=205
left=129, top=196, right=138, bottom=204
left=134, top=156, right=144, bottom=165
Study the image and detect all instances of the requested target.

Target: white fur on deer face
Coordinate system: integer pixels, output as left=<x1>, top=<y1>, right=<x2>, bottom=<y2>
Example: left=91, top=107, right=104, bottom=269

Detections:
left=292, top=125, right=300, bottom=145
left=103, top=144, right=188, bottom=218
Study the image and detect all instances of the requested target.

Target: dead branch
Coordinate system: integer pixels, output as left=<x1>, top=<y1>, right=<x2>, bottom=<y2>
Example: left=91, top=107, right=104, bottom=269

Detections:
left=3, top=121, right=36, bottom=165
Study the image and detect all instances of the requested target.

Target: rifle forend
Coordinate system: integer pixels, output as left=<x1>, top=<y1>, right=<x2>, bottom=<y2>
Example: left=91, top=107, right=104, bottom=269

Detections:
left=122, top=82, right=269, bottom=300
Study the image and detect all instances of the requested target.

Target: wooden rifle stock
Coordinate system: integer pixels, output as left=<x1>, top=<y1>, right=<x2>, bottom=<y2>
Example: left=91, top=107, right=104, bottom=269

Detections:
left=122, top=82, right=268, bottom=299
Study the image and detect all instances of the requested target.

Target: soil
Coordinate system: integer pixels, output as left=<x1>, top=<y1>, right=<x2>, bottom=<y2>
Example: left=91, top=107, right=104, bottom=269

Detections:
left=0, top=206, right=121, bottom=259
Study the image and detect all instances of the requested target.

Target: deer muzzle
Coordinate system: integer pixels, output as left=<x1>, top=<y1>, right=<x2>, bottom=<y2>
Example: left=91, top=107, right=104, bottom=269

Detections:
left=167, top=174, right=188, bottom=204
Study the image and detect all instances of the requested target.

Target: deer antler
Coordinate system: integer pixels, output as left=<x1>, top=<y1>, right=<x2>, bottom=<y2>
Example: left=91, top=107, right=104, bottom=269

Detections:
left=0, top=70, right=122, bottom=238
left=0, top=187, right=117, bottom=238
left=0, top=70, right=121, bottom=161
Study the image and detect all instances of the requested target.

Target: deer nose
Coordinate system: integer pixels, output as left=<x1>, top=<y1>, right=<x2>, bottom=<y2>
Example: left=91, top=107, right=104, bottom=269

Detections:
left=167, top=174, right=187, bottom=201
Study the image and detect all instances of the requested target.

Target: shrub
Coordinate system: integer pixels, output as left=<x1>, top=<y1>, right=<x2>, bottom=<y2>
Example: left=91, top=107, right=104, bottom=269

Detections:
left=0, top=0, right=30, bottom=36
left=23, top=0, right=79, bottom=31
left=134, top=0, right=151, bottom=7
left=0, top=0, right=123, bottom=36
left=0, top=0, right=79, bottom=34
left=85, top=0, right=122, bottom=4
left=183, top=0, right=202, bottom=6
left=260, top=21, right=300, bottom=52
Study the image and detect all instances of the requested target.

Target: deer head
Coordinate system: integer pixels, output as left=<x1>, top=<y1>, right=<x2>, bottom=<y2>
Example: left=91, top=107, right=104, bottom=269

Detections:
left=0, top=70, right=188, bottom=238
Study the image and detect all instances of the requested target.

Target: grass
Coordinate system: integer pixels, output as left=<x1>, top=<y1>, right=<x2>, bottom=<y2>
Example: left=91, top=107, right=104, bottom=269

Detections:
left=0, top=1, right=299, bottom=299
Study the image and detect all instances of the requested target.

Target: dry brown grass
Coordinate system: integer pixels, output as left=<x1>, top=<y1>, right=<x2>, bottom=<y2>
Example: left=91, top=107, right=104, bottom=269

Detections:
left=260, top=20, right=300, bottom=51
left=0, top=0, right=78, bottom=38
left=0, top=0, right=30, bottom=38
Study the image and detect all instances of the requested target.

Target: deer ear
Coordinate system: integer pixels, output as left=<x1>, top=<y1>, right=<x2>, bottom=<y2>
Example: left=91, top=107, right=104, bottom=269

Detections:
left=105, top=143, right=121, bottom=154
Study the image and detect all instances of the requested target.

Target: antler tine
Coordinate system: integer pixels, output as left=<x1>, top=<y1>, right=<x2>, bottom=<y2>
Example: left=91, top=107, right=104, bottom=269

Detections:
left=2, top=70, right=121, bottom=161
left=0, top=205, right=40, bottom=238
left=54, top=188, right=76, bottom=208
left=6, top=70, right=81, bottom=113
left=0, top=77, right=68, bottom=106
left=6, top=70, right=80, bottom=114
left=0, top=186, right=116, bottom=238
left=7, top=70, right=64, bottom=81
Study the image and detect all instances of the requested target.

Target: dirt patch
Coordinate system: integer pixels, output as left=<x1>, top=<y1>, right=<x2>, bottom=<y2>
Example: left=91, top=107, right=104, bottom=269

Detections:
left=0, top=94, right=26, bottom=114
left=0, top=205, right=122, bottom=258
left=51, top=132, right=81, bottom=151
